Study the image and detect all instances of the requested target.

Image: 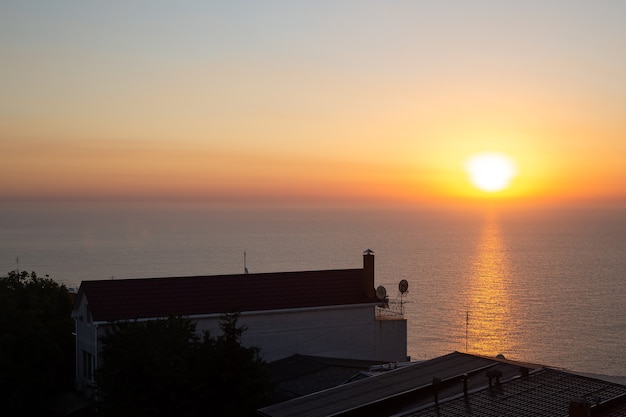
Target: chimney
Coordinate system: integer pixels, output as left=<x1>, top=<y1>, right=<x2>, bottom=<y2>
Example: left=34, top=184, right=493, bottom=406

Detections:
left=486, top=369, right=502, bottom=389
left=568, top=399, right=591, bottom=417
left=462, top=374, right=469, bottom=399
left=363, top=249, right=375, bottom=298
left=432, top=377, right=442, bottom=406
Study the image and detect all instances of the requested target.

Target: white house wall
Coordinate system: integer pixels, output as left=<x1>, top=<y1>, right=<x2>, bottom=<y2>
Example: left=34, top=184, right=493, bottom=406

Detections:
left=73, top=297, right=105, bottom=392
left=194, top=304, right=407, bottom=362
left=73, top=300, right=407, bottom=393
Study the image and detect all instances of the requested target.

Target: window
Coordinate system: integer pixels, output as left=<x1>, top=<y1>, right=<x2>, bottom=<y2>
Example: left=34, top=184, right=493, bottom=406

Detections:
left=85, top=304, right=92, bottom=323
left=82, top=350, right=94, bottom=381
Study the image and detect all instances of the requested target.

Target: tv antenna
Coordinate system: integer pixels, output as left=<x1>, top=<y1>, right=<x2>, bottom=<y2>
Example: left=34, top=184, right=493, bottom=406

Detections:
left=465, top=310, right=470, bottom=352
left=244, top=251, right=249, bottom=274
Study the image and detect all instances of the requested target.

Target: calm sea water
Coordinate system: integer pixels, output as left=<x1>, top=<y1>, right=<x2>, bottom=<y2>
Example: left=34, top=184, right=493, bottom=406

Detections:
left=2, top=203, right=625, bottom=376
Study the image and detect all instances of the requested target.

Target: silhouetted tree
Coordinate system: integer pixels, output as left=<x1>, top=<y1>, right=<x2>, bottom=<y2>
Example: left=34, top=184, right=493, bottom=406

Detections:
left=202, top=312, right=273, bottom=416
left=0, top=271, right=75, bottom=415
left=95, top=313, right=271, bottom=417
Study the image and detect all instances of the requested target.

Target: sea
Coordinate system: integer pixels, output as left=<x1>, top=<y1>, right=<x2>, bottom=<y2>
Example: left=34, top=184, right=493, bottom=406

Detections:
left=2, top=202, right=625, bottom=377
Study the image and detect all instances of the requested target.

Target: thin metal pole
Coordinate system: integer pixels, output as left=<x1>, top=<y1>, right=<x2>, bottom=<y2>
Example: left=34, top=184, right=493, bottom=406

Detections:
left=465, top=310, right=469, bottom=352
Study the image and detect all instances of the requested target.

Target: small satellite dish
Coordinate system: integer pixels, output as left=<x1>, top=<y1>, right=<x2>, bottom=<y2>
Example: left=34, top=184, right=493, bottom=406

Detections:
left=398, top=279, right=409, bottom=315
left=376, top=285, right=387, bottom=300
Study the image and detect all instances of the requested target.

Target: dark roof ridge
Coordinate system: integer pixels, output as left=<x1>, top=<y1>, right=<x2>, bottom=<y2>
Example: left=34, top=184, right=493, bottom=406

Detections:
left=84, top=267, right=364, bottom=283
left=74, top=267, right=373, bottom=322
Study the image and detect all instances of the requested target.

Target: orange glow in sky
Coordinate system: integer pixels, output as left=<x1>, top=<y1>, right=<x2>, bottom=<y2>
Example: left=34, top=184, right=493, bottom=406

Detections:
left=2, top=2, right=626, bottom=209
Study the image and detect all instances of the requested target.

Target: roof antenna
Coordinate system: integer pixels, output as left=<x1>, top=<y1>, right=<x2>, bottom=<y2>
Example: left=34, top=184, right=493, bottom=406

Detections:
left=244, top=251, right=249, bottom=274
left=465, top=310, right=470, bottom=352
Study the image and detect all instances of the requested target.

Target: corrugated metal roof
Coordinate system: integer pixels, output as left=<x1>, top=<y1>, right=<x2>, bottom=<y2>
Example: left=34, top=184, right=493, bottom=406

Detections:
left=269, top=355, right=385, bottom=384
left=259, top=351, right=626, bottom=417
left=599, top=399, right=626, bottom=417
left=75, top=268, right=375, bottom=322
left=258, top=352, right=499, bottom=417
left=401, top=368, right=626, bottom=417
left=268, top=355, right=387, bottom=402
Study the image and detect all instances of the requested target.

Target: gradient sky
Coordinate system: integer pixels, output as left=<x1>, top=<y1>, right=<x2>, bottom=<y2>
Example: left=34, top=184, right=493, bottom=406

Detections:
left=2, top=1, right=625, bottom=209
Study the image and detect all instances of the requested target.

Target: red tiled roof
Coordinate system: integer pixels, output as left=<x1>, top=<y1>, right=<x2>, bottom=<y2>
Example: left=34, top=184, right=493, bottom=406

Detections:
left=76, top=269, right=376, bottom=322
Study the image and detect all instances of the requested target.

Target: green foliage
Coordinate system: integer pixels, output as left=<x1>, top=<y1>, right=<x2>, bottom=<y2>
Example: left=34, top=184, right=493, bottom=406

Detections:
left=209, top=312, right=273, bottom=416
left=95, top=313, right=272, bottom=417
left=0, top=270, right=75, bottom=414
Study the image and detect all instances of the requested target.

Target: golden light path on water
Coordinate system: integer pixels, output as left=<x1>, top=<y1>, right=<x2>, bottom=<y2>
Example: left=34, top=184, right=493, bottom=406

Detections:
left=464, top=214, right=515, bottom=356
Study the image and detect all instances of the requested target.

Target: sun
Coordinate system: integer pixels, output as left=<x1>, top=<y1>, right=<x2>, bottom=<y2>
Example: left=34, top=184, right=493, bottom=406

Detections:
left=465, top=152, right=517, bottom=192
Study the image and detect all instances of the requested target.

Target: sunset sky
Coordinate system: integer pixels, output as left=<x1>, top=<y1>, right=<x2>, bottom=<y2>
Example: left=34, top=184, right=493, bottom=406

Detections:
left=2, top=1, right=625, bottom=209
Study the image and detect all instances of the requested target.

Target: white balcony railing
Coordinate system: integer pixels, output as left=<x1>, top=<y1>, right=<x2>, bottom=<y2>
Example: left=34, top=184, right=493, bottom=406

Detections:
left=375, top=299, right=406, bottom=319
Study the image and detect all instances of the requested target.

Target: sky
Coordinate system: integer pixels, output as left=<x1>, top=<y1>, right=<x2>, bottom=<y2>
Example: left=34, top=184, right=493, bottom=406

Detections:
left=2, top=1, right=625, bottom=209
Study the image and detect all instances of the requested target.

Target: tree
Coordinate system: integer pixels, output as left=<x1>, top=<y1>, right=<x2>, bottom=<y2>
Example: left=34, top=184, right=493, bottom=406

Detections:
left=201, top=312, right=273, bottom=416
left=0, top=271, right=75, bottom=415
left=95, top=313, right=272, bottom=417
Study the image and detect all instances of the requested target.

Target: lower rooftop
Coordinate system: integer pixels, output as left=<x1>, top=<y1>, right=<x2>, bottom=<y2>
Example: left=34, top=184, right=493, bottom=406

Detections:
left=258, top=352, right=626, bottom=417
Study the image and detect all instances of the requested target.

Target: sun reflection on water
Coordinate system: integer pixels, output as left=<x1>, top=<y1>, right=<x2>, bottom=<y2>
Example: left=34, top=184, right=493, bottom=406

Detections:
left=464, top=214, right=515, bottom=357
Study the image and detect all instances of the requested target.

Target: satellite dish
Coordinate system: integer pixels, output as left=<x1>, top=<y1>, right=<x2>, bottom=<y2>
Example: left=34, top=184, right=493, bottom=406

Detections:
left=398, top=279, right=409, bottom=315
left=376, top=285, right=387, bottom=300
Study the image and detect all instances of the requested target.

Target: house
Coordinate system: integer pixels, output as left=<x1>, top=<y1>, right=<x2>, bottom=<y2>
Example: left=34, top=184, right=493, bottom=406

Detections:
left=257, top=351, right=626, bottom=417
left=71, top=250, right=407, bottom=394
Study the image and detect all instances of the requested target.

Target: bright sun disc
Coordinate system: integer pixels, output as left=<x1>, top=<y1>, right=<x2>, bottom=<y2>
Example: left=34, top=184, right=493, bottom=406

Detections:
left=465, top=153, right=517, bottom=192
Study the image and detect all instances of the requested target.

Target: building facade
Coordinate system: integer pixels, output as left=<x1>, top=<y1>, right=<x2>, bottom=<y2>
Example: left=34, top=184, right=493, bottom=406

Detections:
left=71, top=251, right=407, bottom=393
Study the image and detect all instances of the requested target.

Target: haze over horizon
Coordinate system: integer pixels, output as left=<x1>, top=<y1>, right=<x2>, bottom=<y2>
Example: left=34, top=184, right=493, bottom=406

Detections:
left=2, top=1, right=625, bottom=210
